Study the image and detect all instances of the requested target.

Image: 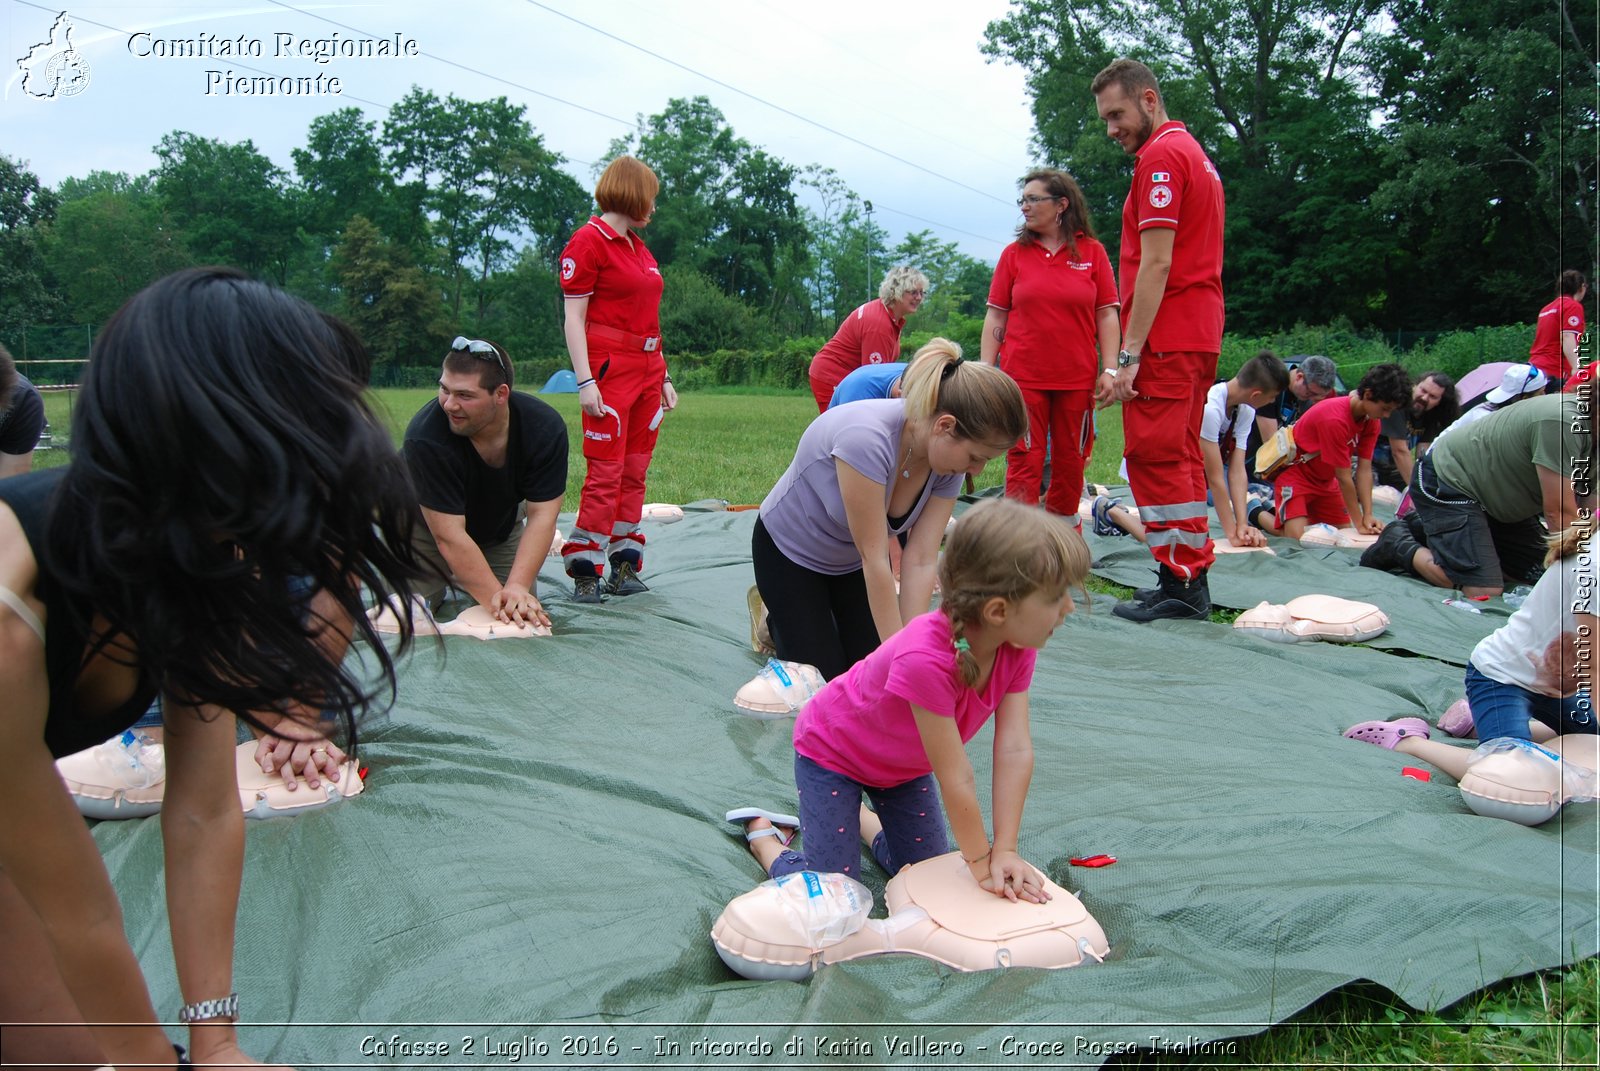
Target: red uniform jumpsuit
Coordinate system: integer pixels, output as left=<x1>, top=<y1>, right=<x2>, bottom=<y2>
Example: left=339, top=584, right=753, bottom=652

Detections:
left=987, top=233, right=1118, bottom=519
left=1119, top=121, right=1226, bottom=580
left=558, top=216, right=667, bottom=578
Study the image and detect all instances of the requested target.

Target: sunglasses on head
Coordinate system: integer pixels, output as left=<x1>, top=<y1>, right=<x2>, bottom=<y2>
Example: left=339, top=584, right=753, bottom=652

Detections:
left=451, top=336, right=509, bottom=380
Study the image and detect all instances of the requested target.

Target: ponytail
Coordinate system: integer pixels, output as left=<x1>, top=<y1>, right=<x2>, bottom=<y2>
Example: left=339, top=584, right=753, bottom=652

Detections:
left=900, top=337, right=1026, bottom=448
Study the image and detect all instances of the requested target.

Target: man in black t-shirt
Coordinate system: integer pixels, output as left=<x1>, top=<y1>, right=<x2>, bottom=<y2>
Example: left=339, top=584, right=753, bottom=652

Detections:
left=1372, top=370, right=1458, bottom=489
left=0, top=344, right=46, bottom=478
left=403, top=338, right=568, bottom=627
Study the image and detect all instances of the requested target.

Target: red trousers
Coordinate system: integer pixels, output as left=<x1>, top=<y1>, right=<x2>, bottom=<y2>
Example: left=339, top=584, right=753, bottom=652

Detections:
left=1123, top=351, right=1218, bottom=579
left=564, top=348, right=666, bottom=574
left=1005, top=386, right=1093, bottom=520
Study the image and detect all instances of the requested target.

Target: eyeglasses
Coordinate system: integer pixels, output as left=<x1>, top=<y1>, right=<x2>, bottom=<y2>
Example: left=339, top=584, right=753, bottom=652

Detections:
left=1017, top=195, right=1059, bottom=207
left=906, top=289, right=926, bottom=300
left=451, top=336, right=509, bottom=381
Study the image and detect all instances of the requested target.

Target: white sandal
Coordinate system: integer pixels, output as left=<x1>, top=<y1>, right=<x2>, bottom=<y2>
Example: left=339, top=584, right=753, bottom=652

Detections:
left=725, top=806, right=799, bottom=847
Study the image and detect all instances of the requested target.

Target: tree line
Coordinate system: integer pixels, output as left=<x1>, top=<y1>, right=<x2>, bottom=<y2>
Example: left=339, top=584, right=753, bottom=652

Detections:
left=0, top=88, right=992, bottom=384
left=1, top=0, right=1591, bottom=383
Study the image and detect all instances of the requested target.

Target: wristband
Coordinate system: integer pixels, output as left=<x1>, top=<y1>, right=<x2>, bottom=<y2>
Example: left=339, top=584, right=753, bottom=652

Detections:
left=1100, top=368, right=1117, bottom=377
left=576, top=377, right=595, bottom=389
left=177, top=992, right=238, bottom=1023
left=963, top=850, right=991, bottom=865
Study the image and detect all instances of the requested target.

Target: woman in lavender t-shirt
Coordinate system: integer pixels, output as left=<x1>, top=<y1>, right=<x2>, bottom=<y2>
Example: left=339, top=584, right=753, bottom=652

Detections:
left=753, top=339, right=1027, bottom=679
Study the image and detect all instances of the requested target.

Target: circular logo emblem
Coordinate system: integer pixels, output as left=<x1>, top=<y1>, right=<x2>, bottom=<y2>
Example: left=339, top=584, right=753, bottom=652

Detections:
left=560, top=257, right=576, bottom=282
left=43, top=50, right=91, bottom=97
left=868, top=351, right=883, bottom=364
left=1149, top=184, right=1172, bottom=209
left=1569, top=314, right=1582, bottom=328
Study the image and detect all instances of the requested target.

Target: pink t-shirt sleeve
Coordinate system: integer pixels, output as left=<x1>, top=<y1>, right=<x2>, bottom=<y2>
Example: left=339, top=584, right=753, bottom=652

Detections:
left=883, top=634, right=962, bottom=718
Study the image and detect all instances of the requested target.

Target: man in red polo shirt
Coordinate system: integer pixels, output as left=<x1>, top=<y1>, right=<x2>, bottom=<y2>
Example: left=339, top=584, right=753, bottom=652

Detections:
left=1529, top=270, right=1588, bottom=390
left=1091, top=58, right=1226, bottom=621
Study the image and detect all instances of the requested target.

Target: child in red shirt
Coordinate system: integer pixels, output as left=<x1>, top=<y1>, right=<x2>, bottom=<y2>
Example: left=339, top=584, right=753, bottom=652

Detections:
left=1250, top=364, right=1411, bottom=540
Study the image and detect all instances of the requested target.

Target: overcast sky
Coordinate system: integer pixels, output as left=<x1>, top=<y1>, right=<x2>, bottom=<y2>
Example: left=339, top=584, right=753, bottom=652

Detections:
left=3, top=0, right=1049, bottom=262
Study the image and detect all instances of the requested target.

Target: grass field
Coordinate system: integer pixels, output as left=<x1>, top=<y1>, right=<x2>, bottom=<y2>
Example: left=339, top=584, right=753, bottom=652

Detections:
left=30, top=387, right=1596, bottom=1066
left=35, top=387, right=1128, bottom=514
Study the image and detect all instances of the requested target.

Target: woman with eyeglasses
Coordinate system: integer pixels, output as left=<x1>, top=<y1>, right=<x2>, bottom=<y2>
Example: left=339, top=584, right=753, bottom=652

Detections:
left=0, top=268, right=423, bottom=1069
left=558, top=155, right=678, bottom=603
left=980, top=169, right=1120, bottom=522
left=807, top=266, right=930, bottom=413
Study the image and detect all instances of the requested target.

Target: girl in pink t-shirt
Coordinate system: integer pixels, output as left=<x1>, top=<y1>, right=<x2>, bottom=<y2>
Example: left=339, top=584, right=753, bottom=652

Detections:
left=733, top=498, right=1090, bottom=903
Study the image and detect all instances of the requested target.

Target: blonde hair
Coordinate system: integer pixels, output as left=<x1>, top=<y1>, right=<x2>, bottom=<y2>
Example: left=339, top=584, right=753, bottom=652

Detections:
left=900, top=338, right=1027, bottom=450
left=939, top=499, right=1091, bottom=686
left=1547, top=516, right=1595, bottom=567
left=879, top=265, right=929, bottom=305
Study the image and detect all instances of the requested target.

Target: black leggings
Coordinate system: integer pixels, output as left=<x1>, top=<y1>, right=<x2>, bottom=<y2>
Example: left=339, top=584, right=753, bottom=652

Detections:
left=752, top=516, right=881, bottom=681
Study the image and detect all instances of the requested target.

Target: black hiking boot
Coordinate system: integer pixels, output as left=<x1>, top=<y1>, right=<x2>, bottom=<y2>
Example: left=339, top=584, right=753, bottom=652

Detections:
left=1113, top=565, right=1210, bottom=622
left=571, top=574, right=605, bottom=604
left=605, top=558, right=649, bottom=596
left=1359, top=519, right=1421, bottom=577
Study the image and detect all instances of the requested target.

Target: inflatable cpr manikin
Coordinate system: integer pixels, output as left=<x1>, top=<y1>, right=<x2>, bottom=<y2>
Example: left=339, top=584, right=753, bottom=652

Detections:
left=1298, top=524, right=1379, bottom=549
left=1371, top=484, right=1403, bottom=509
left=1457, top=735, right=1599, bottom=826
left=1234, top=594, right=1388, bottom=643
left=712, top=852, right=1109, bottom=981
left=641, top=502, right=685, bottom=523
left=58, top=738, right=363, bottom=821
left=366, top=595, right=552, bottom=638
left=1213, top=537, right=1275, bottom=555
left=734, top=659, right=826, bottom=718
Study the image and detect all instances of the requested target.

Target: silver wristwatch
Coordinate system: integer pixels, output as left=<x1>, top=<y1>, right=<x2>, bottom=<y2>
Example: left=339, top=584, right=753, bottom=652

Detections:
left=178, top=992, right=239, bottom=1023
left=1116, top=349, right=1141, bottom=368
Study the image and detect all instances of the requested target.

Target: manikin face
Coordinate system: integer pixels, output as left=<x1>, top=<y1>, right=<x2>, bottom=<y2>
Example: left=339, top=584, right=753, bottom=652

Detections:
left=1094, top=85, right=1157, bottom=154
left=437, top=367, right=504, bottom=439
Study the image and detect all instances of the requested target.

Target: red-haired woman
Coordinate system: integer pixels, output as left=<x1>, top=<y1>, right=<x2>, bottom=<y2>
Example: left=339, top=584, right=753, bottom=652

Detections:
left=559, top=155, right=679, bottom=603
left=980, top=169, right=1119, bottom=521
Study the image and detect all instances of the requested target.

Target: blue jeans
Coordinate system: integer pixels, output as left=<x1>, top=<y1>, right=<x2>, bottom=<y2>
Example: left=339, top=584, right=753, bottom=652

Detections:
left=767, top=754, right=950, bottom=880
left=1465, top=661, right=1596, bottom=741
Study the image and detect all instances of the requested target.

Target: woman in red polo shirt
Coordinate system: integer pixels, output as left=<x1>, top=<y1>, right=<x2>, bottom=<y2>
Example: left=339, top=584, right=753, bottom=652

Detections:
left=559, top=155, right=679, bottom=604
left=980, top=169, right=1119, bottom=521
left=807, top=266, right=928, bottom=412
left=1529, top=270, right=1588, bottom=391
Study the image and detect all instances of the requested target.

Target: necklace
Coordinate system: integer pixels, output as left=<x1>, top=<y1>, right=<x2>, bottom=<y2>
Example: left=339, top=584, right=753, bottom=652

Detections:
left=899, top=443, right=915, bottom=480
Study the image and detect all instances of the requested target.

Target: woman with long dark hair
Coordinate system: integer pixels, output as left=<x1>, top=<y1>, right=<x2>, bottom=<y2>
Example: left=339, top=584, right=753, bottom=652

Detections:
left=0, top=267, right=423, bottom=1069
left=980, top=169, right=1119, bottom=522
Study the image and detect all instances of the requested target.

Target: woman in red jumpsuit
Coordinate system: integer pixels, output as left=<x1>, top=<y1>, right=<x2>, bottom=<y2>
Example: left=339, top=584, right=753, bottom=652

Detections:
left=807, top=266, right=928, bottom=412
left=559, top=156, right=679, bottom=603
left=980, top=169, right=1120, bottom=521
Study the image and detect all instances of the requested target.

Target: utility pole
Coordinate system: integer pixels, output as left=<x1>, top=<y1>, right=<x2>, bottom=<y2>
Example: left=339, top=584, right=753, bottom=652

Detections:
left=863, top=200, right=873, bottom=300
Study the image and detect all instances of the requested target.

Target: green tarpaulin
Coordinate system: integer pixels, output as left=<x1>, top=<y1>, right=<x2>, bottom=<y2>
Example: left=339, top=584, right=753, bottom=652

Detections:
left=96, top=506, right=1596, bottom=1068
